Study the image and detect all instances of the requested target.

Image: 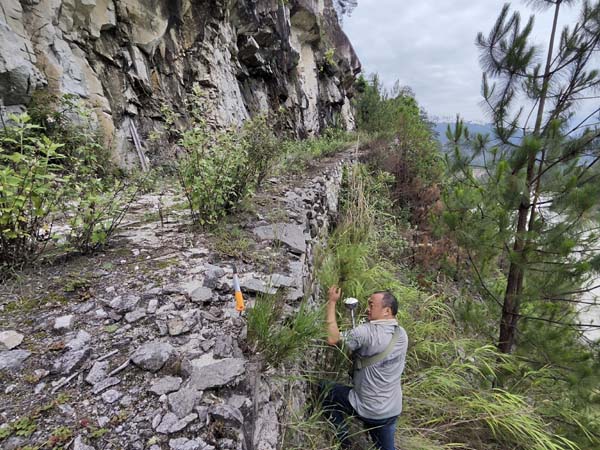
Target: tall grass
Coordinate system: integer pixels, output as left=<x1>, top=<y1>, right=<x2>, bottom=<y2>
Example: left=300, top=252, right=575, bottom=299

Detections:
left=246, top=292, right=325, bottom=368
left=278, top=129, right=358, bottom=174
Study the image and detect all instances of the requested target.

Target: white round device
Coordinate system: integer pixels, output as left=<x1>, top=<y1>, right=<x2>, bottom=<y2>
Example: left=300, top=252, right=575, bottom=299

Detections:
left=343, top=297, right=359, bottom=308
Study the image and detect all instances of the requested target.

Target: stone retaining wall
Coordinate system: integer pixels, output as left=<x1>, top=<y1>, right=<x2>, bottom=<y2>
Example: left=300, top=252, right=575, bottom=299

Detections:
left=244, top=160, right=346, bottom=449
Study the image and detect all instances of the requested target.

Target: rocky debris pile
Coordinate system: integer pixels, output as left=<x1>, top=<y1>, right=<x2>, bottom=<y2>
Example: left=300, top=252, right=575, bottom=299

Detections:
left=0, top=154, right=349, bottom=449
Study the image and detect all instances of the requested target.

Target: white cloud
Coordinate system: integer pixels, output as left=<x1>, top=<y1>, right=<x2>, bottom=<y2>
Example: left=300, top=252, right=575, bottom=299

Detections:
left=343, top=0, right=585, bottom=122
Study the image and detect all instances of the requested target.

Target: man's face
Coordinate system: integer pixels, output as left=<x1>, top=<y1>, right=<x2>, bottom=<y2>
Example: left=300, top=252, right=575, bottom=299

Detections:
left=367, top=293, right=391, bottom=321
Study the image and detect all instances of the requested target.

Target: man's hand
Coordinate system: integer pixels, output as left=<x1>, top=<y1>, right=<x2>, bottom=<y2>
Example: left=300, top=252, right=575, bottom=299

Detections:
left=328, top=285, right=341, bottom=304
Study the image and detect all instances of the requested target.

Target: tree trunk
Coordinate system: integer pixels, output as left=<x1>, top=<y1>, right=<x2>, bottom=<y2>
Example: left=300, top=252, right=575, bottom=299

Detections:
left=497, top=1, right=562, bottom=354
left=533, top=0, right=561, bottom=135
left=498, top=203, right=528, bottom=353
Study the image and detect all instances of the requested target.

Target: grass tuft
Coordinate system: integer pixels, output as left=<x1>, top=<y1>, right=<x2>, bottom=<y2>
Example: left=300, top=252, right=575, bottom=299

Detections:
left=247, top=292, right=325, bottom=368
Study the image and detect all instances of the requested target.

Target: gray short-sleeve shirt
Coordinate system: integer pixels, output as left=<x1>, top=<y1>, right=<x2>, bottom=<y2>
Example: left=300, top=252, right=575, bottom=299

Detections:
left=342, top=320, right=408, bottom=420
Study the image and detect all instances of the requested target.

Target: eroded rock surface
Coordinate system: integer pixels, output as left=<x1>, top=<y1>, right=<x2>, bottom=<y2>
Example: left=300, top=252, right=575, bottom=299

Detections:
left=131, top=342, right=177, bottom=372
left=150, top=376, right=183, bottom=396
left=1, top=0, right=360, bottom=168
left=0, top=331, right=23, bottom=350
left=0, top=349, right=30, bottom=371
left=186, top=357, right=246, bottom=391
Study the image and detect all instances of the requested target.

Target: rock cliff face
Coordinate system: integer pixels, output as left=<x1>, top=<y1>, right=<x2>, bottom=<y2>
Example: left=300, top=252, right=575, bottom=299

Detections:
left=0, top=0, right=360, bottom=167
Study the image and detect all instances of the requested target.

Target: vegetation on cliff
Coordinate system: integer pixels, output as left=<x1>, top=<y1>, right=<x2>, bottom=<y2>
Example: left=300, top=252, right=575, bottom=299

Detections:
left=2, top=2, right=599, bottom=449
left=287, top=62, right=598, bottom=447
left=0, top=103, right=138, bottom=278
left=0, top=88, right=356, bottom=280
left=310, top=0, right=599, bottom=447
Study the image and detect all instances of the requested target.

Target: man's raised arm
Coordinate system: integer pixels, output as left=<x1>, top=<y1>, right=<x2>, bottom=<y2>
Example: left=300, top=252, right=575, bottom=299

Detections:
left=326, top=285, right=341, bottom=346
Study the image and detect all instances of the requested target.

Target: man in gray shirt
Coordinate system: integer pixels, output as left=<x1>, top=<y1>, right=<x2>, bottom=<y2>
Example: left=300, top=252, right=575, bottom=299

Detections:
left=322, top=285, right=408, bottom=450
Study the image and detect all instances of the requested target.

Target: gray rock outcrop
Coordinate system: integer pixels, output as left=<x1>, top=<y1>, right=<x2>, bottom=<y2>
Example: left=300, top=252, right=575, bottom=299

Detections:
left=185, top=357, right=246, bottom=391
left=168, top=437, right=211, bottom=450
left=252, top=223, right=307, bottom=254
left=149, top=376, right=182, bottom=396
left=168, top=386, right=203, bottom=418
left=73, top=436, right=96, bottom=450
left=0, top=349, right=30, bottom=371
left=0, top=148, right=350, bottom=449
left=0, top=331, right=23, bottom=350
left=1, top=0, right=360, bottom=168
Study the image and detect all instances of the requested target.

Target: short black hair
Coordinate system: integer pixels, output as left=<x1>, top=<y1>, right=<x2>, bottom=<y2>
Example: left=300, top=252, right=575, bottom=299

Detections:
left=374, top=291, right=398, bottom=316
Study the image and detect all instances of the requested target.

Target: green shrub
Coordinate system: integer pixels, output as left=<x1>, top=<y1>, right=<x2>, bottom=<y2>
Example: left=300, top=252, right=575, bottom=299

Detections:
left=178, top=125, right=252, bottom=226
left=177, top=87, right=285, bottom=225
left=355, top=75, right=443, bottom=229
left=0, top=110, right=138, bottom=277
left=242, top=114, right=281, bottom=187
left=47, top=425, right=73, bottom=448
left=66, top=178, right=138, bottom=253
left=324, top=48, right=336, bottom=67
left=0, top=416, right=37, bottom=441
left=175, top=85, right=354, bottom=225
left=0, top=114, right=67, bottom=274
left=28, top=91, right=112, bottom=177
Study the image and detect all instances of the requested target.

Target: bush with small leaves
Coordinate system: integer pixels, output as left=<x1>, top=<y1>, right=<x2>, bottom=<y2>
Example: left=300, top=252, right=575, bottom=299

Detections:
left=178, top=124, right=252, bottom=226
left=66, top=178, right=139, bottom=253
left=28, top=91, right=112, bottom=177
left=242, top=114, right=281, bottom=187
left=0, top=114, right=68, bottom=276
left=178, top=101, right=275, bottom=224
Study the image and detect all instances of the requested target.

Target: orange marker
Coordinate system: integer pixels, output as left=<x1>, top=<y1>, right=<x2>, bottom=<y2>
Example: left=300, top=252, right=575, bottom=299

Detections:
left=232, top=265, right=245, bottom=314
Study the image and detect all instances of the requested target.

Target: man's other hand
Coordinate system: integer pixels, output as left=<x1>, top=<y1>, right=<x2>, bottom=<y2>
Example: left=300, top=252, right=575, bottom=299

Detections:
left=328, top=285, right=341, bottom=304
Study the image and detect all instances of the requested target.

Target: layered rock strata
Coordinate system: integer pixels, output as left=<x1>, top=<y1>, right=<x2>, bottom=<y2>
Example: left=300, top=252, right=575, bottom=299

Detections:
left=0, top=0, right=360, bottom=167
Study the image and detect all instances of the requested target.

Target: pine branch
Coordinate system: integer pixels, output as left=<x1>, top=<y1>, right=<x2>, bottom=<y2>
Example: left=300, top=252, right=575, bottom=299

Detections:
left=518, top=313, right=600, bottom=329
left=466, top=251, right=504, bottom=309
left=529, top=129, right=600, bottom=185
left=540, top=296, right=600, bottom=306
left=566, top=106, right=600, bottom=136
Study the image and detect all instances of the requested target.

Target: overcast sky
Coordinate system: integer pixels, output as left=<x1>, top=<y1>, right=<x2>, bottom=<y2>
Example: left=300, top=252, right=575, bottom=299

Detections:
left=343, top=0, right=582, bottom=123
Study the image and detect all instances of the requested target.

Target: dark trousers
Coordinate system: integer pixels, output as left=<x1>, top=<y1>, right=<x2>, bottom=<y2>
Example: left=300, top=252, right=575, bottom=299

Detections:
left=320, top=382, right=397, bottom=450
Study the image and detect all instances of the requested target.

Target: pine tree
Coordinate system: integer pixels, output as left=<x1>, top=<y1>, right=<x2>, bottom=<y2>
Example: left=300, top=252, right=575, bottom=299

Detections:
left=444, top=0, right=600, bottom=354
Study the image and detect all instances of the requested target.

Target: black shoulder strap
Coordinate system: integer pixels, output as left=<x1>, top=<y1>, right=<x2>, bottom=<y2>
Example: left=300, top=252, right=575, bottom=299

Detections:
left=354, top=326, right=401, bottom=371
